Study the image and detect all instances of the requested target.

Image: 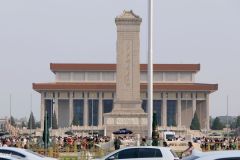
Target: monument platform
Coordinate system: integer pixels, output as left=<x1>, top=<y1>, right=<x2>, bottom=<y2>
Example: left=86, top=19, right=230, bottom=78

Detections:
left=104, top=100, right=148, bottom=136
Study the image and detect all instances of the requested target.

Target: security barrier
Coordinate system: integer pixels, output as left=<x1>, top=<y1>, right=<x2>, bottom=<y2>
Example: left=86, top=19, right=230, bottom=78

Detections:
left=31, top=143, right=107, bottom=159
left=201, top=141, right=239, bottom=151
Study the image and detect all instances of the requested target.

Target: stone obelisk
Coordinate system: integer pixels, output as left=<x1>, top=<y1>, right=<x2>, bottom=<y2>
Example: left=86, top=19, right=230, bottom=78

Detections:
left=104, top=10, right=148, bottom=136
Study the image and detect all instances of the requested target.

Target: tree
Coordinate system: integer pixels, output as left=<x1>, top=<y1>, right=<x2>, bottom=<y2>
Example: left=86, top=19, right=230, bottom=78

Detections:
left=9, top=116, right=16, bottom=127
left=236, top=116, right=240, bottom=128
left=190, top=112, right=200, bottom=130
left=230, top=121, right=236, bottom=129
left=35, top=121, right=41, bottom=128
left=209, top=116, right=213, bottom=127
left=152, top=112, right=159, bottom=146
left=42, top=112, right=49, bottom=149
left=52, top=111, right=58, bottom=129
left=21, top=121, right=26, bottom=128
left=231, top=116, right=240, bottom=130
left=235, top=117, right=240, bottom=136
left=211, top=117, right=224, bottom=130
left=27, top=112, right=36, bottom=129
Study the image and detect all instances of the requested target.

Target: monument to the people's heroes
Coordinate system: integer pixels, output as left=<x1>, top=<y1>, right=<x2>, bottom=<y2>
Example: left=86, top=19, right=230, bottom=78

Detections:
left=104, top=10, right=148, bottom=136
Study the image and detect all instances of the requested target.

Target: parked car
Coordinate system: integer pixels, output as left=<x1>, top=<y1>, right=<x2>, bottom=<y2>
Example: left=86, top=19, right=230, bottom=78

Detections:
left=207, top=132, right=223, bottom=139
left=113, top=128, right=133, bottom=135
left=94, top=146, right=179, bottom=160
left=182, top=150, right=240, bottom=160
left=163, top=131, right=175, bottom=141
left=0, top=132, right=10, bottom=138
left=0, top=147, right=57, bottom=160
left=0, top=153, right=20, bottom=160
left=64, top=130, right=74, bottom=136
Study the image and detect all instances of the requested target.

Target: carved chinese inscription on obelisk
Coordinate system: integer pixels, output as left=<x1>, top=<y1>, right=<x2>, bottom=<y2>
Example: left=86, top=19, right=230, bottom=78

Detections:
left=123, top=40, right=131, bottom=88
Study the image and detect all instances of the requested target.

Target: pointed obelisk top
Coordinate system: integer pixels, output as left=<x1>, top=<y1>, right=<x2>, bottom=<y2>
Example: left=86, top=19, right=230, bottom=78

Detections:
left=115, top=10, right=142, bottom=25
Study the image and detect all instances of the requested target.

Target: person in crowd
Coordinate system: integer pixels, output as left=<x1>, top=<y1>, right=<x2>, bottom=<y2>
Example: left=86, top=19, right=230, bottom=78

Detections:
left=163, top=141, right=168, bottom=147
left=182, top=141, right=194, bottom=157
left=140, top=138, right=147, bottom=146
left=114, top=136, right=121, bottom=150
left=2, top=140, right=8, bottom=147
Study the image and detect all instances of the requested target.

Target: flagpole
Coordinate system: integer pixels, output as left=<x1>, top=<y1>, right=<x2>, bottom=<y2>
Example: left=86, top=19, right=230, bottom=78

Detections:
left=44, top=111, right=47, bottom=154
left=147, top=0, right=153, bottom=140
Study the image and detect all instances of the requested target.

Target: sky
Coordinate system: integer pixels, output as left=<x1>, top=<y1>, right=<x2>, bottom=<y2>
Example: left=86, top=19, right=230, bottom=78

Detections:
left=0, top=0, right=240, bottom=121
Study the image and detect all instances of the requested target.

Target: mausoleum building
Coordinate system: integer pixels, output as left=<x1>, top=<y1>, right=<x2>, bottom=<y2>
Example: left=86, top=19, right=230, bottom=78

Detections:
left=33, top=10, right=217, bottom=135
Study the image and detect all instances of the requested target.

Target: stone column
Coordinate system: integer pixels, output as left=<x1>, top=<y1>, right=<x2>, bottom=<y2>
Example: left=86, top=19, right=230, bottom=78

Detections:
left=206, top=94, right=209, bottom=130
left=40, top=93, right=45, bottom=130
left=69, top=92, right=73, bottom=126
left=177, top=92, right=181, bottom=127
left=84, top=92, right=88, bottom=127
left=162, top=92, right=167, bottom=127
left=192, top=92, right=196, bottom=117
left=98, top=92, right=103, bottom=126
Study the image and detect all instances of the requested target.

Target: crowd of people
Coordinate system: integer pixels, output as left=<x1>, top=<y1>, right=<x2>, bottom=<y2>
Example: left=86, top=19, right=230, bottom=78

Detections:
left=193, top=136, right=240, bottom=151
left=0, top=135, right=112, bottom=151
left=1, top=134, right=240, bottom=153
left=0, top=136, right=33, bottom=148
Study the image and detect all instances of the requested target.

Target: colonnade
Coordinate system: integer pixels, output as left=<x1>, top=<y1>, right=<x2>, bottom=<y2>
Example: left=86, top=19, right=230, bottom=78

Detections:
left=40, top=91, right=209, bottom=130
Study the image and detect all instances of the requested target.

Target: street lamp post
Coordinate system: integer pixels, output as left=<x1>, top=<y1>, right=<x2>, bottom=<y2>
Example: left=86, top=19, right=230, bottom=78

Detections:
left=45, top=111, right=47, bottom=149
left=185, top=94, right=188, bottom=128
left=91, top=99, right=94, bottom=137
left=227, top=96, right=229, bottom=140
left=44, top=111, right=48, bottom=155
left=51, top=100, right=53, bottom=129
left=51, top=99, right=55, bottom=130
left=30, top=94, right=32, bottom=136
left=9, top=94, right=12, bottom=126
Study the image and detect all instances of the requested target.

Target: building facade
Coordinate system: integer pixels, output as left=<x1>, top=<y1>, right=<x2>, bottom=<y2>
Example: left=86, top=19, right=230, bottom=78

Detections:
left=33, top=64, right=217, bottom=131
left=33, top=11, right=217, bottom=135
left=0, top=118, right=7, bottom=132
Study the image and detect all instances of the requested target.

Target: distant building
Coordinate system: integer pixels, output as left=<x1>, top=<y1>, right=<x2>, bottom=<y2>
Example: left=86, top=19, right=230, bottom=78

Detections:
left=0, top=118, right=7, bottom=131
left=218, top=116, right=236, bottom=125
left=33, top=10, right=217, bottom=135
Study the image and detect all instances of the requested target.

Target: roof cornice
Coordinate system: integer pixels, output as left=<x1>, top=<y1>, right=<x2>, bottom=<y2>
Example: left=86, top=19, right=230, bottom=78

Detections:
left=33, top=82, right=217, bottom=93
left=50, top=63, right=200, bottom=73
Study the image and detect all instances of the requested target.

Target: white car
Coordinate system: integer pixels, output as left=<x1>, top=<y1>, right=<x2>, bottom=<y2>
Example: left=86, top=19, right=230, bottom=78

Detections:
left=163, top=131, right=175, bottom=141
left=94, top=146, right=179, bottom=160
left=0, top=147, right=57, bottom=160
left=0, top=153, right=20, bottom=160
left=182, top=150, right=240, bottom=160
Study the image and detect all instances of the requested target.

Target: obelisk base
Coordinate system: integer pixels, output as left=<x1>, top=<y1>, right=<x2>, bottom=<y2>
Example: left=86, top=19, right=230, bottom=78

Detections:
left=104, top=101, right=148, bottom=136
